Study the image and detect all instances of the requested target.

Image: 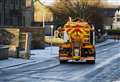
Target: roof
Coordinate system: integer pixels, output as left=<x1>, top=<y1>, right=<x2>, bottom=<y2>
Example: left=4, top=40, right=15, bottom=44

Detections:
left=33, top=0, right=53, bottom=22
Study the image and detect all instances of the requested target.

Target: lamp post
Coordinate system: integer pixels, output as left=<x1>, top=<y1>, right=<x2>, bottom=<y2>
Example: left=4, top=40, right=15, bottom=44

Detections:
left=50, top=15, right=54, bottom=55
left=50, top=25, right=54, bottom=55
left=42, top=0, right=46, bottom=28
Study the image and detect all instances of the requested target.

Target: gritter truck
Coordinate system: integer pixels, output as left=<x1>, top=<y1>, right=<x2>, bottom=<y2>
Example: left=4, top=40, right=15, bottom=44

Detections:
left=45, top=18, right=96, bottom=64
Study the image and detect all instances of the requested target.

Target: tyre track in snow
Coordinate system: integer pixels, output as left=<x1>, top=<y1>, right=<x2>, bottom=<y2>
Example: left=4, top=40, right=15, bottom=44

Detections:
left=0, top=40, right=120, bottom=82
left=36, top=40, right=120, bottom=82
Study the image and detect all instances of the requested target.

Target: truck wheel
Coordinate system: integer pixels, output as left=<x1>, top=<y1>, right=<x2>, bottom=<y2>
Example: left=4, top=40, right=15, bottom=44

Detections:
left=86, top=60, right=95, bottom=64
left=60, top=60, right=67, bottom=64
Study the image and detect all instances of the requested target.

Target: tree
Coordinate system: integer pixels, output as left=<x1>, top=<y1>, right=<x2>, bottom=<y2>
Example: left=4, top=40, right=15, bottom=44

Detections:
left=48, top=0, right=100, bottom=25
left=48, top=0, right=105, bottom=39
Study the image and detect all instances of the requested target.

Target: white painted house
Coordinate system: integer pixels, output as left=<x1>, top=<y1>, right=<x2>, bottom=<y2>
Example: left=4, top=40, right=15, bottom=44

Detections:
left=112, top=10, right=120, bottom=29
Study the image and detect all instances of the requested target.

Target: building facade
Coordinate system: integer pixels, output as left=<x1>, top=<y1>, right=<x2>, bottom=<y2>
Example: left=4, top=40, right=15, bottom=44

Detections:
left=0, top=0, right=33, bottom=26
left=33, top=0, right=53, bottom=23
left=32, top=0, right=54, bottom=35
left=112, top=10, right=120, bottom=29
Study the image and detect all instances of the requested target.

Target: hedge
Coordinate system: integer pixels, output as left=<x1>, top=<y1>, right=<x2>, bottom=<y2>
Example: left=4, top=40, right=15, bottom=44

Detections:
left=106, top=29, right=120, bottom=35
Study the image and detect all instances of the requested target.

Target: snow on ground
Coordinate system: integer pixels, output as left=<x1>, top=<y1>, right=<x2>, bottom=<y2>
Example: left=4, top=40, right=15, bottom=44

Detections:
left=0, top=58, right=34, bottom=69
left=30, top=46, right=59, bottom=61
left=0, top=39, right=117, bottom=69
left=96, top=39, right=116, bottom=47
left=0, top=46, right=59, bottom=69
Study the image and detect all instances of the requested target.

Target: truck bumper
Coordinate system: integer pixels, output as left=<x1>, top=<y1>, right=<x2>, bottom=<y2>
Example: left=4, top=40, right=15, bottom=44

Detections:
left=59, top=57, right=95, bottom=61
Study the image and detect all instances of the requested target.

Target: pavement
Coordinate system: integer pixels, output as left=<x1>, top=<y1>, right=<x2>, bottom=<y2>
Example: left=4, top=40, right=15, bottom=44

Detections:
left=0, top=47, right=59, bottom=69
left=0, top=39, right=114, bottom=69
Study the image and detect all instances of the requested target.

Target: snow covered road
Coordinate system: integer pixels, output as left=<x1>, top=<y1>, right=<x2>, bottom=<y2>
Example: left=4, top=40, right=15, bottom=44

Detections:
left=0, top=39, right=120, bottom=82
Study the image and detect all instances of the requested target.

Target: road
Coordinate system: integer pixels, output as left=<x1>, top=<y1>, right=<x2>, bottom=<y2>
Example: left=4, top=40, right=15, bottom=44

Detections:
left=0, top=40, right=120, bottom=82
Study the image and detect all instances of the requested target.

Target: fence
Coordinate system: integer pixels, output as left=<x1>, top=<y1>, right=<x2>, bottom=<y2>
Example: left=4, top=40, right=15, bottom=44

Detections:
left=0, top=26, right=45, bottom=59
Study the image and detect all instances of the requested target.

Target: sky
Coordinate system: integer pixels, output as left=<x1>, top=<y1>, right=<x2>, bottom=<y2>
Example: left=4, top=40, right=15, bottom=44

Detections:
left=106, top=0, right=120, bottom=5
left=40, top=0, right=120, bottom=6
left=40, top=0, right=55, bottom=5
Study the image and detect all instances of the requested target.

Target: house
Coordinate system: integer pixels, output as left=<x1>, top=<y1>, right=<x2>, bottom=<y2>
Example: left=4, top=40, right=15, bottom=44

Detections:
left=0, top=0, right=33, bottom=26
left=32, top=0, right=54, bottom=35
left=112, top=10, right=120, bottom=29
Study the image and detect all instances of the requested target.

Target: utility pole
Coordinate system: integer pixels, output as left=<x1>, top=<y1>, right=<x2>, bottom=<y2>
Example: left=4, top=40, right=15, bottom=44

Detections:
left=42, top=7, right=45, bottom=28
left=50, top=25, right=54, bottom=55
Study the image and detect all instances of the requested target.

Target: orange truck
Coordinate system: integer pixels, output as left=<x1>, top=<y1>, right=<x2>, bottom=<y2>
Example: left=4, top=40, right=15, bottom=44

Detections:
left=45, top=18, right=96, bottom=64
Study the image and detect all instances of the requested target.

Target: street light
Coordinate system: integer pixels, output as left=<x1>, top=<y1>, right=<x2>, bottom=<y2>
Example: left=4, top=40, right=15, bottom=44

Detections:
left=98, top=29, right=101, bottom=32
left=41, top=0, right=46, bottom=28
left=50, top=24, right=54, bottom=55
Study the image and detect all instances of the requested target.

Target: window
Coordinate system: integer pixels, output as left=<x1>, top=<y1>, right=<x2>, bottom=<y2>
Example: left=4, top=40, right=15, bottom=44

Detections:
left=18, top=16, right=22, bottom=26
left=0, top=13, right=1, bottom=25
left=117, top=18, right=120, bottom=22
left=15, top=0, right=20, bottom=9
left=10, top=0, right=14, bottom=4
left=4, top=16, right=8, bottom=25
left=26, top=0, right=32, bottom=7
